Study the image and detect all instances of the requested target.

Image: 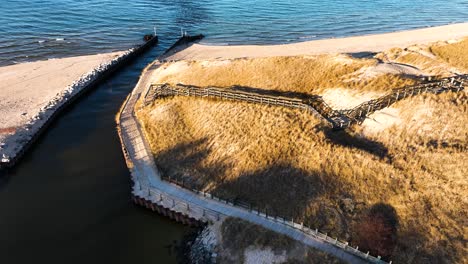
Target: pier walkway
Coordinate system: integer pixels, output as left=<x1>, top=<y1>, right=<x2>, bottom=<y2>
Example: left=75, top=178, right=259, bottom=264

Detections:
left=117, top=60, right=386, bottom=264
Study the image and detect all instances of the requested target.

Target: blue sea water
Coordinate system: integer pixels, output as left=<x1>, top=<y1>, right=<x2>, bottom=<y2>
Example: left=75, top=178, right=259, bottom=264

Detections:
left=0, top=0, right=467, bottom=66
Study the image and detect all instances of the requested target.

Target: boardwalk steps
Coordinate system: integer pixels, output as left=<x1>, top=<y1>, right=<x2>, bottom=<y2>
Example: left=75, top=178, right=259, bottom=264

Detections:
left=143, top=74, right=466, bottom=130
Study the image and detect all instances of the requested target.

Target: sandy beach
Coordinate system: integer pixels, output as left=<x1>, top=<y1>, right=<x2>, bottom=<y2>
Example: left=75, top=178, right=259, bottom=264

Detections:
left=0, top=51, right=128, bottom=165
left=165, top=22, right=468, bottom=60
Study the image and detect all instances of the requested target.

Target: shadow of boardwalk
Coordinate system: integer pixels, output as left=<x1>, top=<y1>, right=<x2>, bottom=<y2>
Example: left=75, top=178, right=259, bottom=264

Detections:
left=230, top=85, right=321, bottom=100
left=323, top=129, right=390, bottom=160
left=153, top=138, right=231, bottom=189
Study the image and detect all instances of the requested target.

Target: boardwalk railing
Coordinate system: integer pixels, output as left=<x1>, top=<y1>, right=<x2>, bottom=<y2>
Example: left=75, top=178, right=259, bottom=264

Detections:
left=123, top=77, right=390, bottom=262
left=159, top=174, right=389, bottom=263
left=144, top=83, right=334, bottom=124
left=143, top=74, right=466, bottom=130
left=339, top=75, right=467, bottom=126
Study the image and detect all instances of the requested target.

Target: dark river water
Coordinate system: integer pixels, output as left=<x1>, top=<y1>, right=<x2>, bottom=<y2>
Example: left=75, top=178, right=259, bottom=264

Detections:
left=0, top=40, right=194, bottom=264
left=0, top=1, right=467, bottom=263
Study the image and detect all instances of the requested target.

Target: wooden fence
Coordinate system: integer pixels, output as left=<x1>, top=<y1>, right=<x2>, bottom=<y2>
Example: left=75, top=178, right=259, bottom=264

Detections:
left=144, top=83, right=333, bottom=124
left=159, top=174, right=390, bottom=263
left=143, top=74, right=466, bottom=130
left=339, top=75, right=467, bottom=127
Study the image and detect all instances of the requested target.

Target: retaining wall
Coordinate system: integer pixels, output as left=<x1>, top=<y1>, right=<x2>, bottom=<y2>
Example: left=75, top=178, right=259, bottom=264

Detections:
left=0, top=35, right=159, bottom=170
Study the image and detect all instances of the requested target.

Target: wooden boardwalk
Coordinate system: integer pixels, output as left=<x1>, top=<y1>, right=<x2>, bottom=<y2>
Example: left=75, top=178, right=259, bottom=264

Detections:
left=144, top=75, right=466, bottom=130
left=118, top=62, right=388, bottom=263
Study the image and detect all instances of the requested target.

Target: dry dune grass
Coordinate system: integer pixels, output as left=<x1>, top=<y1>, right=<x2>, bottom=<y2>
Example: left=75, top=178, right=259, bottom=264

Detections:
left=219, top=217, right=344, bottom=263
left=155, top=55, right=415, bottom=94
left=137, top=38, right=467, bottom=263
left=376, top=37, right=468, bottom=76
left=430, top=38, right=468, bottom=71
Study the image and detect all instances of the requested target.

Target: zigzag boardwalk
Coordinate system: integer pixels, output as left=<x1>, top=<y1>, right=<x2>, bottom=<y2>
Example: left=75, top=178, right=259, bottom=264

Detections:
left=144, top=75, right=466, bottom=129
left=338, top=75, right=467, bottom=127
left=143, top=83, right=338, bottom=125
left=119, top=64, right=386, bottom=263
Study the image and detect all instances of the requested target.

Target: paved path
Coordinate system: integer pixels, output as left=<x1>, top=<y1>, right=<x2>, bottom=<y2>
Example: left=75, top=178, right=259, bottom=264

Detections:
left=118, top=60, right=383, bottom=264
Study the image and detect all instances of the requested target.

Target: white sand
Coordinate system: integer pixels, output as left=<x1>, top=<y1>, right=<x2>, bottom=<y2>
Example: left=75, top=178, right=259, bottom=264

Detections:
left=320, top=88, right=385, bottom=110
left=0, top=51, right=130, bottom=163
left=166, top=23, right=468, bottom=60
left=244, top=247, right=287, bottom=264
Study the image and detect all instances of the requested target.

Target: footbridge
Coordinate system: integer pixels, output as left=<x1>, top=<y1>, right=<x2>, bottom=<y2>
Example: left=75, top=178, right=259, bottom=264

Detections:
left=143, top=75, right=466, bottom=129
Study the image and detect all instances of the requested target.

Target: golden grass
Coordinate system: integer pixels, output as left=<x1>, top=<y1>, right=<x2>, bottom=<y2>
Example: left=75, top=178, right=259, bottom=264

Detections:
left=137, top=39, right=468, bottom=263
left=375, top=37, right=468, bottom=76
left=430, top=38, right=468, bottom=71
left=219, top=217, right=344, bottom=263
left=154, top=55, right=415, bottom=94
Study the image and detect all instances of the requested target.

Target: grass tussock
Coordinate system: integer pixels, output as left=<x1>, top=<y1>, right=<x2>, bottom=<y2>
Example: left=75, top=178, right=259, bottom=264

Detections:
left=376, top=37, right=468, bottom=76
left=154, top=55, right=414, bottom=94
left=430, top=38, right=468, bottom=71
left=219, top=217, right=343, bottom=263
left=138, top=39, right=468, bottom=263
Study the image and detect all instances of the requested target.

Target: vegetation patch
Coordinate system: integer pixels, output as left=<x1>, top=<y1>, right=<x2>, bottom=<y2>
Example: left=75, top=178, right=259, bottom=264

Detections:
left=219, top=217, right=343, bottom=263
left=137, top=39, right=467, bottom=263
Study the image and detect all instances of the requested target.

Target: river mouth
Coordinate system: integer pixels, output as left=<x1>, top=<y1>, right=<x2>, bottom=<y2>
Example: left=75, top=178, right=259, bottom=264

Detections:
left=0, top=40, right=193, bottom=264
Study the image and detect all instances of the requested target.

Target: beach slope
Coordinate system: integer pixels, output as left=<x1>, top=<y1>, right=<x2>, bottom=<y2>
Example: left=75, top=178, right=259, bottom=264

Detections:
left=165, top=22, right=468, bottom=60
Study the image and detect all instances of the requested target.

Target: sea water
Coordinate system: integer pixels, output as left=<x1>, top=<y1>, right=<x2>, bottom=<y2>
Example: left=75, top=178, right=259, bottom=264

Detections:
left=0, top=0, right=467, bottom=66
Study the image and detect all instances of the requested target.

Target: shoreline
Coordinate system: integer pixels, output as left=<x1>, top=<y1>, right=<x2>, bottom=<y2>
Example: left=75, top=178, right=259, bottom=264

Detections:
left=0, top=36, right=158, bottom=169
left=165, top=22, right=468, bottom=60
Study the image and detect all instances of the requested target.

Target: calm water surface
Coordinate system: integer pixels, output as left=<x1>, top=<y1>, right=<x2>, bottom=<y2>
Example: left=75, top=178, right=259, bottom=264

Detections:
left=0, top=0, right=467, bottom=65
left=0, top=41, right=193, bottom=263
left=0, top=1, right=467, bottom=263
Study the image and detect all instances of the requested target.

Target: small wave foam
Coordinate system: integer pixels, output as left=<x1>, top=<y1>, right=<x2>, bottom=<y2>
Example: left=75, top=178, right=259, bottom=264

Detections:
left=298, top=35, right=317, bottom=39
left=56, top=38, right=65, bottom=41
left=38, top=40, right=45, bottom=43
